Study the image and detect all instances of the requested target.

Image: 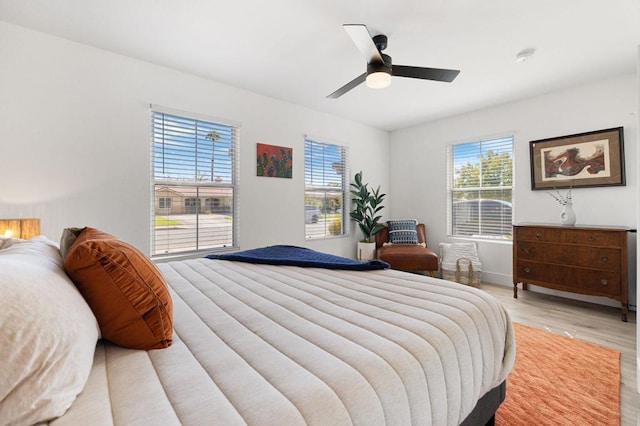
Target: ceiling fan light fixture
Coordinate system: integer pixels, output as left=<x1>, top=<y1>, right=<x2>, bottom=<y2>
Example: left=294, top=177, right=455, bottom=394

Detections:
left=366, top=71, right=391, bottom=89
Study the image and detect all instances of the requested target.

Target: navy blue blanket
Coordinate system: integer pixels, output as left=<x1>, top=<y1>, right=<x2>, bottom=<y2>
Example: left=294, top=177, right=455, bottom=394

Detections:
left=206, top=245, right=389, bottom=271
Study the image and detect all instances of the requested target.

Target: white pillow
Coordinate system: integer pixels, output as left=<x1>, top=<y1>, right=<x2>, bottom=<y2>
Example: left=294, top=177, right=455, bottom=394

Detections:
left=0, top=236, right=15, bottom=250
left=0, top=237, right=100, bottom=425
left=439, top=242, right=481, bottom=271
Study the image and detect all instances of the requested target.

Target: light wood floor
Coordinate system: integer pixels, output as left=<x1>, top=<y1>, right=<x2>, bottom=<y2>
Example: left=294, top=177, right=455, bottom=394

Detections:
left=479, top=283, right=639, bottom=426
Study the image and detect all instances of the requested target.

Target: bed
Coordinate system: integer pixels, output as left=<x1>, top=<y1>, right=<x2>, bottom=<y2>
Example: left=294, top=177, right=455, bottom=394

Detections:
left=0, top=231, right=515, bottom=426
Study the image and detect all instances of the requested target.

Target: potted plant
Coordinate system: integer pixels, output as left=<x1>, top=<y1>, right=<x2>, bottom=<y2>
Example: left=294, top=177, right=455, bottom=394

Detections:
left=350, top=171, right=386, bottom=260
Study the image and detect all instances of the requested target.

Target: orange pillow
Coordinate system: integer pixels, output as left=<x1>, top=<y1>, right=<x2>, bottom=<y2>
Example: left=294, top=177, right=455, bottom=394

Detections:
left=64, top=228, right=173, bottom=350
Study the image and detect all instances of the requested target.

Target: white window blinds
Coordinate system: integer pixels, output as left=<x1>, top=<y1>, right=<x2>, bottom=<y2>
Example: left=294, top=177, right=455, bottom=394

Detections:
left=151, top=109, right=239, bottom=256
left=304, top=138, right=349, bottom=239
left=447, top=136, right=513, bottom=239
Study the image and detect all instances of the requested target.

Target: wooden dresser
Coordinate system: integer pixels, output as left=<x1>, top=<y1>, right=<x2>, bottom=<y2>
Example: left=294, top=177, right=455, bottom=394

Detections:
left=513, top=223, right=629, bottom=321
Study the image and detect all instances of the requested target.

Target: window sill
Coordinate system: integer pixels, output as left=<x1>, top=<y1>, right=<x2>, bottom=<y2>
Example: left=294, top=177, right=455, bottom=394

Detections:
left=152, top=246, right=240, bottom=263
left=447, top=235, right=513, bottom=245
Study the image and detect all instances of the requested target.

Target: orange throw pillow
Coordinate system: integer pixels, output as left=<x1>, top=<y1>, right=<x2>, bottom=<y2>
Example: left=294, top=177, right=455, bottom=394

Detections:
left=64, top=228, right=173, bottom=350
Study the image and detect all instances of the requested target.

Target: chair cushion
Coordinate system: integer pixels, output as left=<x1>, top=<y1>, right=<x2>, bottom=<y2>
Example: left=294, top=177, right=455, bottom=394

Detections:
left=387, top=219, right=419, bottom=244
left=377, top=244, right=439, bottom=271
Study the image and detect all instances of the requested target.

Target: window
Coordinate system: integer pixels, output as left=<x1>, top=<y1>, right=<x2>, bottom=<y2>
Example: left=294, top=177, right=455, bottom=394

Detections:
left=158, top=197, right=172, bottom=209
left=151, top=108, right=239, bottom=256
left=447, top=135, right=513, bottom=239
left=304, top=137, right=348, bottom=238
left=204, top=198, right=222, bottom=213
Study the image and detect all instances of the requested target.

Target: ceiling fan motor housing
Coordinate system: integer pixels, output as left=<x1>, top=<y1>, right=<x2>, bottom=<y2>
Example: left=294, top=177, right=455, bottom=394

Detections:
left=368, top=53, right=392, bottom=75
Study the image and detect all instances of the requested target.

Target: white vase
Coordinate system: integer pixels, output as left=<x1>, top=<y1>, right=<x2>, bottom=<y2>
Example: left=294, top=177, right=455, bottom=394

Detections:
left=357, top=241, right=376, bottom=260
left=560, top=203, right=576, bottom=226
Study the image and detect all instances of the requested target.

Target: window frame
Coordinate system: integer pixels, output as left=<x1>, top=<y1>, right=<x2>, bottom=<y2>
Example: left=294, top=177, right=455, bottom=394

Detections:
left=304, top=137, right=349, bottom=239
left=447, top=135, right=514, bottom=240
left=151, top=107, right=240, bottom=257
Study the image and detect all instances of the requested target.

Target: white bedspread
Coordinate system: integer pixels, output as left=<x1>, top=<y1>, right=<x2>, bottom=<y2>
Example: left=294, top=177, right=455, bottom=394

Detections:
left=52, top=259, right=515, bottom=426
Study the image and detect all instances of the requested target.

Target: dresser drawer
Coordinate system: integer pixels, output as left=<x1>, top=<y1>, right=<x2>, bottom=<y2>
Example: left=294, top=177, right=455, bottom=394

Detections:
left=562, top=229, right=623, bottom=247
left=516, top=242, right=621, bottom=271
left=515, top=261, right=621, bottom=296
left=514, top=227, right=563, bottom=243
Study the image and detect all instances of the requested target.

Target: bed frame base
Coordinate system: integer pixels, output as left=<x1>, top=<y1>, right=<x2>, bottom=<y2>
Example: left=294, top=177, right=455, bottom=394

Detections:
left=459, top=381, right=506, bottom=426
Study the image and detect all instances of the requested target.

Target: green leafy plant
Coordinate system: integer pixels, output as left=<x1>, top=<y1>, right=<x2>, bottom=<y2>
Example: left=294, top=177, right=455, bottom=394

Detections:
left=350, top=171, right=386, bottom=243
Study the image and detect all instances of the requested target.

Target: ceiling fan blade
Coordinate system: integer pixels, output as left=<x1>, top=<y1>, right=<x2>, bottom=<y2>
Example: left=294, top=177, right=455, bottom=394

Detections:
left=393, top=65, right=460, bottom=82
left=327, top=73, right=367, bottom=99
left=343, top=24, right=383, bottom=64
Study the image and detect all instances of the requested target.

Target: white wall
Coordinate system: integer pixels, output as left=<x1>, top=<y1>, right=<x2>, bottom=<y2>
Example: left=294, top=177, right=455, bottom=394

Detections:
left=390, top=73, right=638, bottom=308
left=0, top=21, right=390, bottom=258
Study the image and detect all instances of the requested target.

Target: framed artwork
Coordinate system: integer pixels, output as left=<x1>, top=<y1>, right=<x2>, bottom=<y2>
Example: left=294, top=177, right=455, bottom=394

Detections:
left=529, top=127, right=625, bottom=190
left=256, top=143, right=292, bottom=178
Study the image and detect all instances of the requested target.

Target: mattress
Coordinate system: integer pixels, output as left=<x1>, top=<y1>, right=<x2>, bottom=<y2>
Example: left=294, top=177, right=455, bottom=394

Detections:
left=51, top=258, right=515, bottom=426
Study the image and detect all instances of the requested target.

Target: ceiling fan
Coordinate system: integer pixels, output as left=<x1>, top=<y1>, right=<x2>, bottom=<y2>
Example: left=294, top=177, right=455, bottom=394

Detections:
left=327, top=24, right=460, bottom=99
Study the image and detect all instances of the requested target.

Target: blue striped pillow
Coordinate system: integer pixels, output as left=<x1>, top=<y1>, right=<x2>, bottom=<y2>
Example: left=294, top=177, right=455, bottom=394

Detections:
left=387, top=219, right=419, bottom=244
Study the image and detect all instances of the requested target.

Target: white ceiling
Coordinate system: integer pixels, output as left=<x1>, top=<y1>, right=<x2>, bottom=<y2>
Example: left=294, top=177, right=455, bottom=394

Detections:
left=1, top=0, right=639, bottom=131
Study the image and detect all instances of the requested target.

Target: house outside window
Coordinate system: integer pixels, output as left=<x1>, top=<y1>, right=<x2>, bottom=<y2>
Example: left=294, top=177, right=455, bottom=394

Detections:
left=447, top=135, right=513, bottom=239
left=304, top=138, right=349, bottom=239
left=151, top=108, right=239, bottom=256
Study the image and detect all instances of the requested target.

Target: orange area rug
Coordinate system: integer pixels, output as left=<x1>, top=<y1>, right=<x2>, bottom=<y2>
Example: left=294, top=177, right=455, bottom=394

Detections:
left=496, top=323, right=620, bottom=426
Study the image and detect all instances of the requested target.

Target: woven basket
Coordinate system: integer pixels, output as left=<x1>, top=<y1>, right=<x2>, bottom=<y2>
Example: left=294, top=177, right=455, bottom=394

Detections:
left=441, top=257, right=481, bottom=287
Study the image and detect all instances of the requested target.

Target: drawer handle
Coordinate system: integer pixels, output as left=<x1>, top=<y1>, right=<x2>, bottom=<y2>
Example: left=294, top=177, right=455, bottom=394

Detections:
left=601, top=256, right=608, bottom=262
left=524, top=248, right=531, bottom=254
left=524, top=267, right=531, bottom=273
left=600, top=279, right=608, bottom=286
left=535, top=233, right=541, bottom=240
left=588, top=236, right=595, bottom=241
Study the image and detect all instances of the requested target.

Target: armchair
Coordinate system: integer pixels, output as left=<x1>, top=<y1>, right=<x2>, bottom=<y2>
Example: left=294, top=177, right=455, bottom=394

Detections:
left=375, top=223, right=439, bottom=277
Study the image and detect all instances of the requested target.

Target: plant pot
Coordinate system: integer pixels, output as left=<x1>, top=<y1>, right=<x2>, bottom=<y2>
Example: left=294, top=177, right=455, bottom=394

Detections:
left=357, top=241, right=376, bottom=261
